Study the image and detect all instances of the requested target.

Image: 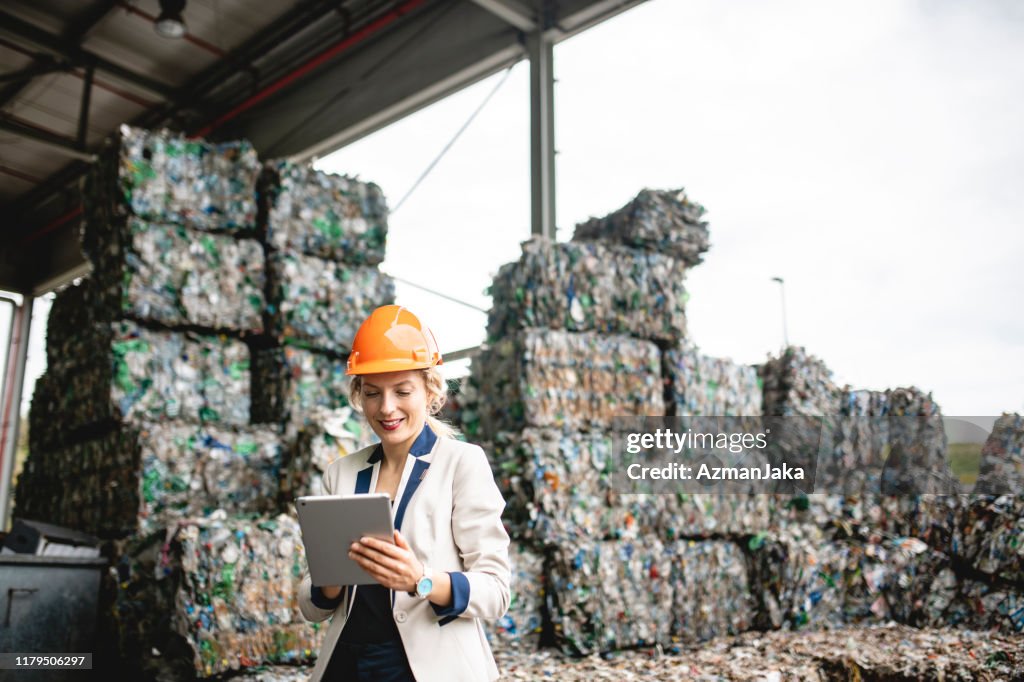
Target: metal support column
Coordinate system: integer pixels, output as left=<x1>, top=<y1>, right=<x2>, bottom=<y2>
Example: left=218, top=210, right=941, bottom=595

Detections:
left=0, top=294, right=33, bottom=531
left=528, top=21, right=556, bottom=239
left=77, top=63, right=94, bottom=149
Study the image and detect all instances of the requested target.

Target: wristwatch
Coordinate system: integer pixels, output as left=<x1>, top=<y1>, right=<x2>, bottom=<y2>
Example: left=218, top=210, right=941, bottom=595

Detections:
left=410, top=565, right=433, bottom=599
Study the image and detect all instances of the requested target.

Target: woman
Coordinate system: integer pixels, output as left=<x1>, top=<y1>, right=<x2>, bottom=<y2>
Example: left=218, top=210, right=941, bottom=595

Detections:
left=298, top=304, right=511, bottom=682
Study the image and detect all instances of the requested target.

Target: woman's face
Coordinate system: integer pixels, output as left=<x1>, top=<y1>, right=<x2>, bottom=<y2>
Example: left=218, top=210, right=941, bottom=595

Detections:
left=360, top=370, right=429, bottom=451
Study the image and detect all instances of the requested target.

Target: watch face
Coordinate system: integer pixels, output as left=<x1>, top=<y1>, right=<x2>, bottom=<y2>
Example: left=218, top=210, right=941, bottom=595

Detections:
left=417, top=577, right=433, bottom=597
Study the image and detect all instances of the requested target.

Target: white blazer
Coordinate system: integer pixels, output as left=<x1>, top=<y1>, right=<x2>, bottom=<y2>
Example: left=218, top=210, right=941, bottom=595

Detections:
left=298, top=423, right=511, bottom=681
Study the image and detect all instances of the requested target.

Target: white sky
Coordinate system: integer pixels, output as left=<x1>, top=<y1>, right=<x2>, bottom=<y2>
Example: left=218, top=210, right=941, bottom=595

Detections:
left=3, top=0, right=1022, bottom=418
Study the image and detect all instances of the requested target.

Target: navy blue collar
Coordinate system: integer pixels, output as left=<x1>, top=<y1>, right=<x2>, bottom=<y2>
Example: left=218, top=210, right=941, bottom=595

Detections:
left=367, top=421, right=437, bottom=464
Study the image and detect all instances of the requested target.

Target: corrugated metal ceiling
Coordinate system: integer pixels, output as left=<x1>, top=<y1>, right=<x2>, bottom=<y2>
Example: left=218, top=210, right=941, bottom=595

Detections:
left=0, top=0, right=645, bottom=293
left=0, top=0, right=391, bottom=211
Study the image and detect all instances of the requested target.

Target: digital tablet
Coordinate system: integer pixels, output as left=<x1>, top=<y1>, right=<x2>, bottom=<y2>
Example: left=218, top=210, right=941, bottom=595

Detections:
left=296, top=493, right=395, bottom=586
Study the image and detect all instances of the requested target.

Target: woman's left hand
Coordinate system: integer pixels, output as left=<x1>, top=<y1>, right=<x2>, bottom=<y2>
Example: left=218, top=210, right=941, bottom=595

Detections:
left=349, top=530, right=423, bottom=593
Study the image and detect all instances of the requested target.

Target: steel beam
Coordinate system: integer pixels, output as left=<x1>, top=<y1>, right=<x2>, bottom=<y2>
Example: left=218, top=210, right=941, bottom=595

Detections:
left=528, top=29, right=556, bottom=239
left=0, top=9, right=175, bottom=100
left=469, top=0, right=536, bottom=31
left=0, top=116, right=97, bottom=163
left=0, top=295, right=32, bottom=531
left=3, top=163, right=86, bottom=226
left=77, top=64, right=94, bottom=149
left=556, top=0, right=643, bottom=36
left=0, top=164, right=44, bottom=185
left=0, top=58, right=64, bottom=84
left=0, top=55, right=66, bottom=110
left=443, top=346, right=481, bottom=363
left=295, top=44, right=523, bottom=161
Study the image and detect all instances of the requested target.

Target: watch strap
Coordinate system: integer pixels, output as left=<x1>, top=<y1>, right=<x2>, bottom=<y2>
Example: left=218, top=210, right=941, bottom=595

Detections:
left=408, top=563, right=429, bottom=597
left=415, top=564, right=431, bottom=598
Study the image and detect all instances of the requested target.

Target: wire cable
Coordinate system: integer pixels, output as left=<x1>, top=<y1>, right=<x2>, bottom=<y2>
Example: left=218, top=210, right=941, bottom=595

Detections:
left=385, top=273, right=488, bottom=313
left=390, top=64, right=515, bottom=215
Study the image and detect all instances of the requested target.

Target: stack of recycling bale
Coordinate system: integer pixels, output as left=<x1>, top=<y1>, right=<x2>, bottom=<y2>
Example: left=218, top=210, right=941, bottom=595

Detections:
left=476, top=189, right=769, bottom=655
left=795, top=507, right=1021, bottom=634
left=752, top=349, right=911, bottom=630
left=14, top=126, right=395, bottom=679
left=14, top=126, right=318, bottom=678
left=18, top=127, right=281, bottom=539
left=898, top=415, right=1024, bottom=633
left=475, top=187, right=1024, bottom=654
left=657, top=343, right=768, bottom=641
left=822, top=386, right=955, bottom=498
left=898, top=493, right=1024, bottom=631
left=257, top=161, right=391, bottom=354
left=252, top=161, right=391, bottom=501
left=762, top=355, right=955, bottom=499
left=655, top=342, right=775, bottom=642
left=750, top=349, right=1023, bottom=633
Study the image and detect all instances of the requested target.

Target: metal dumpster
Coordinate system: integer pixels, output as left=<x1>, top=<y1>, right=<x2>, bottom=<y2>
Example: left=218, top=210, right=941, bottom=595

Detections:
left=0, top=554, right=107, bottom=681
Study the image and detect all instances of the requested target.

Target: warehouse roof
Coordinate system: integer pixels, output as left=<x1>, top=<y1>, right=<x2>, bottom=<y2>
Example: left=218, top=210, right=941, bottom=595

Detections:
left=0, top=0, right=643, bottom=293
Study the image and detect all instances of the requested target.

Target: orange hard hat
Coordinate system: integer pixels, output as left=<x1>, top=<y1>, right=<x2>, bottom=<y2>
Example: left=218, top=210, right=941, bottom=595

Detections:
left=346, top=305, right=443, bottom=375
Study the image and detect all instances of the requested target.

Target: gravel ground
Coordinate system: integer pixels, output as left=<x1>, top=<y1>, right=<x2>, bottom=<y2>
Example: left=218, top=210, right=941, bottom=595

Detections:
left=494, top=625, right=1023, bottom=681
left=226, top=624, right=1022, bottom=681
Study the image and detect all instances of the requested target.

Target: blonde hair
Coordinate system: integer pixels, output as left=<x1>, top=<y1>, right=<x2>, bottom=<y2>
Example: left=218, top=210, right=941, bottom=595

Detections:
left=348, top=366, right=459, bottom=440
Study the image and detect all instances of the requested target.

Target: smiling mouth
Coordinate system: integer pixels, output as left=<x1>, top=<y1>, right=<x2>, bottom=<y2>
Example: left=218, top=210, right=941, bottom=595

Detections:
left=379, top=418, right=403, bottom=431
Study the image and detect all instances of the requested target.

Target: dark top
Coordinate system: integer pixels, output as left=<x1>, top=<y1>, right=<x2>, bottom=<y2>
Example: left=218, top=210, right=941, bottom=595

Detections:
left=337, top=583, right=402, bottom=644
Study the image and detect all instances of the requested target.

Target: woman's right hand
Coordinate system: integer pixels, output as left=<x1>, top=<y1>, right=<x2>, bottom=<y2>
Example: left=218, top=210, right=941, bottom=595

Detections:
left=321, top=585, right=342, bottom=599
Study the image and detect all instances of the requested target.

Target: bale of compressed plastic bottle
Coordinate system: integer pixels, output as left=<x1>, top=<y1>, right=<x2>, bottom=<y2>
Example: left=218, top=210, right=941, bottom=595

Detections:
left=572, top=188, right=710, bottom=267
left=472, top=329, right=664, bottom=439
left=487, top=238, right=688, bottom=344
left=258, top=161, right=388, bottom=265
left=84, top=125, right=260, bottom=242
left=34, top=319, right=250, bottom=443
left=266, top=252, right=394, bottom=354
left=14, top=421, right=283, bottom=540
left=110, top=513, right=323, bottom=679
left=250, top=345, right=352, bottom=432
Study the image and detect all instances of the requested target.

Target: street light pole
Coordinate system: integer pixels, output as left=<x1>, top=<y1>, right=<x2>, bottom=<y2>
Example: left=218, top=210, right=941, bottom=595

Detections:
left=771, top=276, right=788, bottom=348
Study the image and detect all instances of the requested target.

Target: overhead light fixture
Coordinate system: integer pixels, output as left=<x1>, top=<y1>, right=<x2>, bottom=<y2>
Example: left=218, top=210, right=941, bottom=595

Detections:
left=154, top=0, right=187, bottom=39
